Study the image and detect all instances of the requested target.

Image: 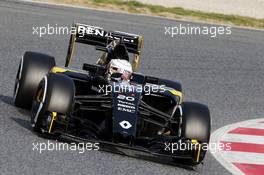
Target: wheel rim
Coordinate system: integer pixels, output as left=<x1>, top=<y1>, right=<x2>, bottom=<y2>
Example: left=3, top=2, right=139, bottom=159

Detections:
left=31, top=76, right=48, bottom=128
left=31, top=87, right=43, bottom=127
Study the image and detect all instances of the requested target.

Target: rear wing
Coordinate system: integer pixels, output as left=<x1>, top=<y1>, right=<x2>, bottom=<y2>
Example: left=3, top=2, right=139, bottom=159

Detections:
left=65, top=23, right=144, bottom=71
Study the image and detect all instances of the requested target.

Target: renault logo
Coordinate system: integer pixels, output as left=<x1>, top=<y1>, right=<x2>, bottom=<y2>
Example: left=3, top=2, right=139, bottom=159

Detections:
left=119, top=120, right=132, bottom=129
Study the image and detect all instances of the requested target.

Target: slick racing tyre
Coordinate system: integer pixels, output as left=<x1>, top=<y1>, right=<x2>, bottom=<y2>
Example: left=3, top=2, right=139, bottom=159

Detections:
left=180, top=102, right=211, bottom=165
left=13, top=52, right=56, bottom=109
left=31, top=73, right=75, bottom=133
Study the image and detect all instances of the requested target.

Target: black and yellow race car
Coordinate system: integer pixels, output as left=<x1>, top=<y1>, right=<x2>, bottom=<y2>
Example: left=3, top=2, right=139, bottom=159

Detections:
left=13, top=23, right=211, bottom=166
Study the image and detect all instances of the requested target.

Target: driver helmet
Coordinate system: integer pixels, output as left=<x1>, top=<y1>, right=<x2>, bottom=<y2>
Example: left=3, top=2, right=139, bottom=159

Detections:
left=107, top=59, right=132, bottom=81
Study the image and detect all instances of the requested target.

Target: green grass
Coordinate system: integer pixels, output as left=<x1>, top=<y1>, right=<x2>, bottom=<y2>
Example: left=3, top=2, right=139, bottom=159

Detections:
left=44, top=0, right=264, bottom=28
left=88, top=0, right=264, bottom=28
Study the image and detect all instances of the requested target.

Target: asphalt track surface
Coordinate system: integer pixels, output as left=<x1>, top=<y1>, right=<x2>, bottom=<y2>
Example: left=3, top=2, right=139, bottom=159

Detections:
left=0, top=0, right=264, bottom=174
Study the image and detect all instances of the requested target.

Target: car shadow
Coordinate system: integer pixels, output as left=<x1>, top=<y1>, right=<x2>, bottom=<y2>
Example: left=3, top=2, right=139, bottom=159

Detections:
left=137, top=155, right=197, bottom=171
left=0, top=94, right=13, bottom=106
left=11, top=117, right=32, bottom=131
left=100, top=147, right=197, bottom=171
left=0, top=94, right=32, bottom=132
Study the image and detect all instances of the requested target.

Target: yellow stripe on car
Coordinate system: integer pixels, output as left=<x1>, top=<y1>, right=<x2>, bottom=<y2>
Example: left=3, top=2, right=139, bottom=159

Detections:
left=51, top=66, right=68, bottom=73
left=48, top=112, right=57, bottom=134
left=169, top=90, right=183, bottom=104
left=191, top=139, right=201, bottom=162
left=51, top=66, right=81, bottom=73
left=196, top=144, right=201, bottom=162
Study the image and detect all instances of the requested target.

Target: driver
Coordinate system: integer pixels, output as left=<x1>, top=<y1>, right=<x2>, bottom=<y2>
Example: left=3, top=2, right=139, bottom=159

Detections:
left=96, top=39, right=133, bottom=82
left=106, top=59, right=132, bottom=82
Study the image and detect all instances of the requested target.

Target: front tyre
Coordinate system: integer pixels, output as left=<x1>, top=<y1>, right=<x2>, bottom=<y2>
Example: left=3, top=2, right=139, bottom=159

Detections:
left=31, top=73, right=75, bottom=133
left=180, top=102, right=211, bottom=165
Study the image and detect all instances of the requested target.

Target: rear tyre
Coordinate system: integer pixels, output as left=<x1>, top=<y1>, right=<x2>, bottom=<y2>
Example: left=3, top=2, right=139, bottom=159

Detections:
left=31, top=73, right=75, bottom=133
left=13, top=52, right=55, bottom=109
left=179, top=102, right=211, bottom=165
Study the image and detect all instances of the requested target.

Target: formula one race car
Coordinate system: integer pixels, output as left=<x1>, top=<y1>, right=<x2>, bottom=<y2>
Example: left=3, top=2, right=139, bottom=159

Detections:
left=13, top=23, right=211, bottom=165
